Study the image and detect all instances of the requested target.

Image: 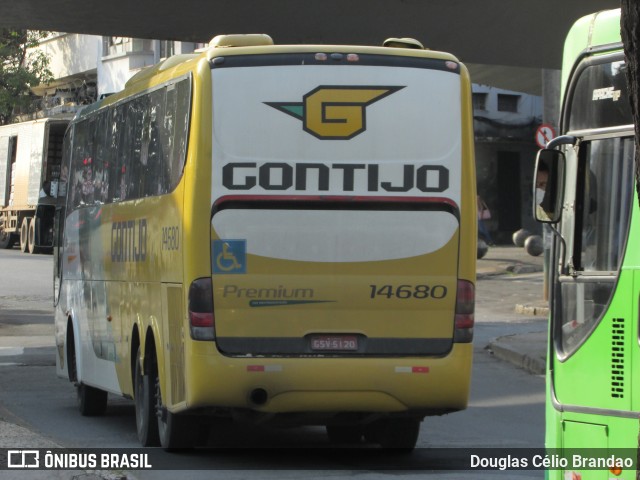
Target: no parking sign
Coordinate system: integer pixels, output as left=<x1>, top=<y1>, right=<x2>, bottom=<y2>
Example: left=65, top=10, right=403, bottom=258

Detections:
left=535, top=124, right=556, bottom=149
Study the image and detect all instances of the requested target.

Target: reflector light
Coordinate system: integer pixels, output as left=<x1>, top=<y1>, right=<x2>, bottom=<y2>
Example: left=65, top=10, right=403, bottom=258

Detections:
left=446, top=61, right=458, bottom=70
left=395, top=366, right=430, bottom=374
left=412, top=366, right=430, bottom=374
left=347, top=54, right=360, bottom=62
left=247, top=365, right=283, bottom=372
left=315, top=53, right=328, bottom=61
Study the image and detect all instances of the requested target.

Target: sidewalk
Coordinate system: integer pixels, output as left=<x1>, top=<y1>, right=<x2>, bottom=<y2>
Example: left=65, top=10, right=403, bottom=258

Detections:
left=0, top=419, right=123, bottom=480
left=478, top=245, right=548, bottom=376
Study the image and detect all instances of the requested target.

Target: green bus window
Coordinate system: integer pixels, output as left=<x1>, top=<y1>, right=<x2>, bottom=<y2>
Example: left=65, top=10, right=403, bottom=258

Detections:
left=575, top=138, right=633, bottom=273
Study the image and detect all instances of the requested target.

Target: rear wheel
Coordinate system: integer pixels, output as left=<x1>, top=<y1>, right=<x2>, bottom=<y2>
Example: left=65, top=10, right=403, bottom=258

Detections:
left=154, top=360, right=195, bottom=450
left=134, top=346, right=160, bottom=446
left=19, top=217, right=30, bottom=252
left=28, top=218, right=40, bottom=254
left=373, top=418, right=421, bottom=450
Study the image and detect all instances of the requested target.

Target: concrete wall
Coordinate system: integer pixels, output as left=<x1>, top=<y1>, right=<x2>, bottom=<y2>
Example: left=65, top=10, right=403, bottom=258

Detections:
left=36, top=33, right=100, bottom=81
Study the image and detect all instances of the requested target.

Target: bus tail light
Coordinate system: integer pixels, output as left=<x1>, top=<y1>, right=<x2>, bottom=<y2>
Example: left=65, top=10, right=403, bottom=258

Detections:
left=454, top=280, right=474, bottom=343
left=189, top=277, right=215, bottom=341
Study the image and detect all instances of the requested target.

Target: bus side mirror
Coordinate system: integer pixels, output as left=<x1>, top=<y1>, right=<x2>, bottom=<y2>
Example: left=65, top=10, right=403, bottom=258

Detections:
left=533, top=149, right=565, bottom=224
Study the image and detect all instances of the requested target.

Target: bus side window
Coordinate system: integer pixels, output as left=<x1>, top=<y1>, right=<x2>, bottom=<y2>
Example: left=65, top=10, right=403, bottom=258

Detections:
left=574, top=139, right=634, bottom=272
left=70, top=121, right=92, bottom=209
left=142, top=88, right=165, bottom=196
left=107, top=107, right=121, bottom=203
left=559, top=137, right=634, bottom=356
left=127, top=96, right=148, bottom=200
left=115, top=102, right=132, bottom=202
left=162, top=79, right=190, bottom=192
left=91, top=111, right=109, bottom=204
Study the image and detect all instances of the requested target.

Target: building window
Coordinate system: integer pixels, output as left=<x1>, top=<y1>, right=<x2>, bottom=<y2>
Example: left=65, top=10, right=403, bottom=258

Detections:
left=472, top=93, right=488, bottom=111
left=159, top=40, right=175, bottom=59
left=103, top=37, right=153, bottom=57
left=497, top=94, right=520, bottom=113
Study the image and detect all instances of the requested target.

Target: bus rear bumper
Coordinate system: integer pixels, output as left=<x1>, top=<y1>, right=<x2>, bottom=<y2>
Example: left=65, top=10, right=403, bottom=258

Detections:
left=182, top=342, right=472, bottom=416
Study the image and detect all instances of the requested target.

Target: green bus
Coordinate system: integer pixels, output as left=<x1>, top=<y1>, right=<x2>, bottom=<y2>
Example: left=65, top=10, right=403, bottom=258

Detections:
left=534, top=8, right=639, bottom=479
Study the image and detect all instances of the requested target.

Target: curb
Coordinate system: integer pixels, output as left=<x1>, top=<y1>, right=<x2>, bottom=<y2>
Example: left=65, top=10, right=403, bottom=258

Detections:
left=515, top=304, right=549, bottom=317
left=486, top=338, right=546, bottom=376
left=477, top=263, right=543, bottom=280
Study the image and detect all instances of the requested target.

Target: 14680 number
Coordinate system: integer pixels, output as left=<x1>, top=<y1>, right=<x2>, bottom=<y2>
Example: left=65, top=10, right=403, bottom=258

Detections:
left=162, top=226, right=180, bottom=251
left=369, top=284, right=447, bottom=299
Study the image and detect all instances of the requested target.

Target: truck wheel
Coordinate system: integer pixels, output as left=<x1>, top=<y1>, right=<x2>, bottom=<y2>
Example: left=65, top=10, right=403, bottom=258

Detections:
left=19, top=218, right=30, bottom=252
left=0, top=230, right=14, bottom=249
left=28, top=219, right=40, bottom=254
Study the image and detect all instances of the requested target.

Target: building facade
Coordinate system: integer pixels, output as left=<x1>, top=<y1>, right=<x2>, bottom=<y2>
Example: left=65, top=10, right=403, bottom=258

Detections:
left=472, top=84, right=544, bottom=243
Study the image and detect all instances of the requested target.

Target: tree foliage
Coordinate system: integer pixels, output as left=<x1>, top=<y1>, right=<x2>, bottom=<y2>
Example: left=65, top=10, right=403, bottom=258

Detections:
left=0, top=29, right=52, bottom=125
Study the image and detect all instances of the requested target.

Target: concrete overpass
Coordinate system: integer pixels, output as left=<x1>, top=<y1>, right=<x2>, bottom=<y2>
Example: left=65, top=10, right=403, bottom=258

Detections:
left=0, top=0, right=620, bottom=94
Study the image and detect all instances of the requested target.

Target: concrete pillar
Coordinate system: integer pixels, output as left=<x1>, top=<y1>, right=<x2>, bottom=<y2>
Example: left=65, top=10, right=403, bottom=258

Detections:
left=541, top=68, right=561, bottom=300
left=542, top=69, right=561, bottom=130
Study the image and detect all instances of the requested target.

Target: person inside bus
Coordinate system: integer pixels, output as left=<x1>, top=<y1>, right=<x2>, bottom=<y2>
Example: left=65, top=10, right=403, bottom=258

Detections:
left=535, top=162, right=552, bottom=220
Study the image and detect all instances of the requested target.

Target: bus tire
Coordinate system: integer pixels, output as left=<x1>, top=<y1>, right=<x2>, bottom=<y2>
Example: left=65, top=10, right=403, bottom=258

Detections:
left=155, top=361, right=195, bottom=450
left=77, top=383, right=108, bottom=416
left=326, top=425, right=363, bottom=444
left=19, top=217, right=30, bottom=252
left=374, top=418, right=420, bottom=451
left=134, top=347, right=160, bottom=447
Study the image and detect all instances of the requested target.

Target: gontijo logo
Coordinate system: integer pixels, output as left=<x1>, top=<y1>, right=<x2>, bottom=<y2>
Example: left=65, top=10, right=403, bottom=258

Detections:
left=265, top=86, right=405, bottom=140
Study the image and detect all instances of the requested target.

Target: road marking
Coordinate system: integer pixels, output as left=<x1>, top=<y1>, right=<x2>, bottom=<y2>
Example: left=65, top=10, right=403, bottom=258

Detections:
left=0, top=347, right=24, bottom=356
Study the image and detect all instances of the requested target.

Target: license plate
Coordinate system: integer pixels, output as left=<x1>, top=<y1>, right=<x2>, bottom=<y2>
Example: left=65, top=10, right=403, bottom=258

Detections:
left=310, top=335, right=358, bottom=351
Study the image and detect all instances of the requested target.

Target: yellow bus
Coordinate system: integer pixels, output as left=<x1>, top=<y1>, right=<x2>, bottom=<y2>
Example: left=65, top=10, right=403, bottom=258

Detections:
left=54, top=34, right=477, bottom=450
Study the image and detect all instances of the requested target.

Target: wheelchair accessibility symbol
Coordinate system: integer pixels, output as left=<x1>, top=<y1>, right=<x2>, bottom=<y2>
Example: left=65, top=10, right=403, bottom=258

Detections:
left=212, top=240, right=246, bottom=274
